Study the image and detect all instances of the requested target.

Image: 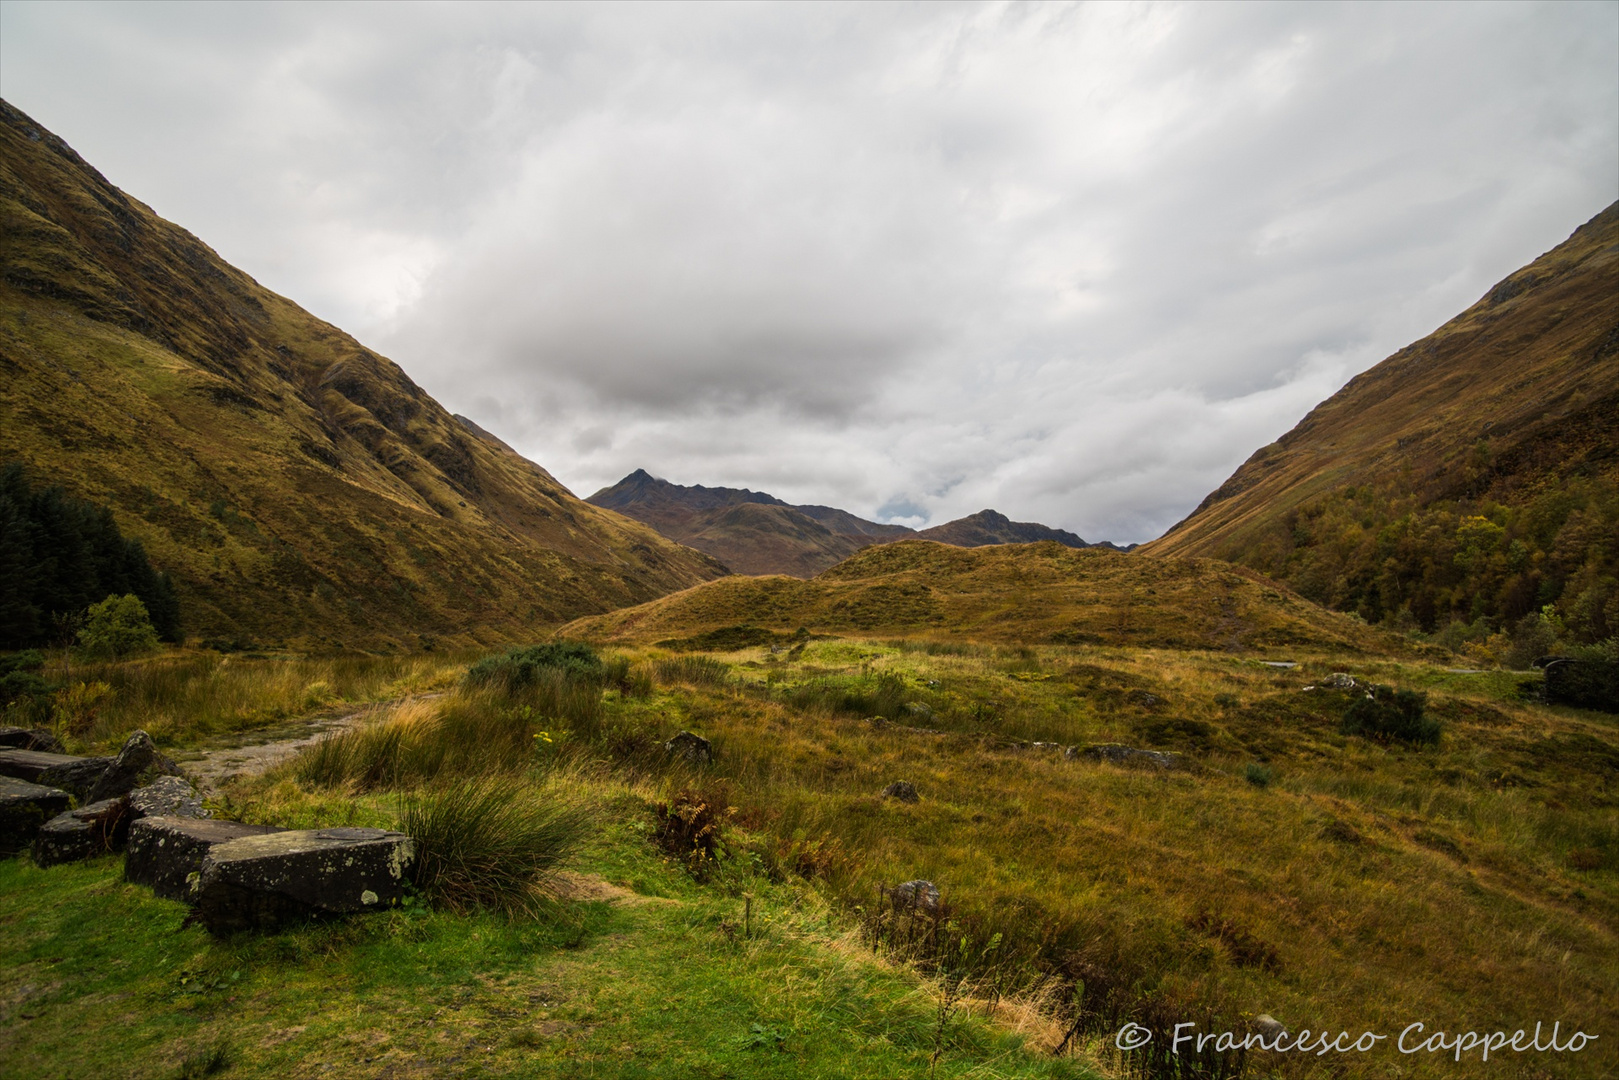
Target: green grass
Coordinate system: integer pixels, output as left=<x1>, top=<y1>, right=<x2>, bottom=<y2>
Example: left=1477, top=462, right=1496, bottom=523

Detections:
left=0, top=818, right=1089, bottom=1080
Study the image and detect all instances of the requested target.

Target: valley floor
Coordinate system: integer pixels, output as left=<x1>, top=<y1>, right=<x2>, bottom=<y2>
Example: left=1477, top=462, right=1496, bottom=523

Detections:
left=1, top=639, right=1615, bottom=1079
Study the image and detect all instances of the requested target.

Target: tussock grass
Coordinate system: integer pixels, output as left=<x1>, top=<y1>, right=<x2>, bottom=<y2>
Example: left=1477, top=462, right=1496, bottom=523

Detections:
left=291, top=692, right=538, bottom=791
left=654, top=655, right=729, bottom=688
left=36, top=649, right=468, bottom=750
left=402, top=775, right=592, bottom=916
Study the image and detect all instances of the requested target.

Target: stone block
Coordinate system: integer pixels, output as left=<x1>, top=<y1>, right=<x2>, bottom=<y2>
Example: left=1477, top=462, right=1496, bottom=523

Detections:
left=125, top=816, right=284, bottom=902
left=193, top=827, right=415, bottom=934
left=0, top=776, right=72, bottom=857
left=31, top=798, right=130, bottom=867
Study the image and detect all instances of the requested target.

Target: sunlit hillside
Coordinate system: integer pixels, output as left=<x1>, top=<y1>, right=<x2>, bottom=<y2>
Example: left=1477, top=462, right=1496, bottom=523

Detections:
left=0, top=100, right=725, bottom=651
left=562, top=539, right=1413, bottom=655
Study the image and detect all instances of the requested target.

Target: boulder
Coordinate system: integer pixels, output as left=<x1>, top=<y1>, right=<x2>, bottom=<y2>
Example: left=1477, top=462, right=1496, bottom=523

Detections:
left=1079, top=743, right=1180, bottom=769
left=881, top=781, right=920, bottom=803
left=192, top=827, right=415, bottom=934
left=665, top=730, right=713, bottom=766
left=31, top=798, right=131, bottom=867
left=125, top=816, right=284, bottom=902
left=1254, top=1014, right=1288, bottom=1043
left=890, top=879, right=941, bottom=914
left=0, top=776, right=72, bottom=857
left=1321, top=673, right=1358, bottom=690
left=86, top=730, right=181, bottom=804
left=129, top=776, right=210, bottom=820
left=0, top=727, right=65, bottom=753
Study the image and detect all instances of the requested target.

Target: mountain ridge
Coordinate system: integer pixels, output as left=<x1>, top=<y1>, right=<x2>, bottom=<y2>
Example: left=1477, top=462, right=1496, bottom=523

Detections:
left=0, top=99, right=727, bottom=649
left=587, top=470, right=1113, bottom=577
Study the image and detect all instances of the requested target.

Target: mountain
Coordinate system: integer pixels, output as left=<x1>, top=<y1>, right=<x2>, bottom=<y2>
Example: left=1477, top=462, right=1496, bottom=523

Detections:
left=561, top=538, right=1405, bottom=653
left=1145, top=202, right=1619, bottom=643
left=587, top=470, right=1115, bottom=576
left=0, top=100, right=726, bottom=650
left=915, top=508, right=1094, bottom=549
left=586, top=470, right=903, bottom=576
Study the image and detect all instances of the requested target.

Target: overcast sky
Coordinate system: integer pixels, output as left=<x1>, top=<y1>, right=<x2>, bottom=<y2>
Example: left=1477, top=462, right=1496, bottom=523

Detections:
left=3, top=2, right=1615, bottom=542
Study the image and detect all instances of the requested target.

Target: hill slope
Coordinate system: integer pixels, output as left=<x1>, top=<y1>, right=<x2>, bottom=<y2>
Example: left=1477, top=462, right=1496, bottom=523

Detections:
left=0, top=100, right=725, bottom=650
left=588, top=471, right=1110, bottom=576
left=1146, top=202, right=1619, bottom=642
left=562, top=539, right=1404, bottom=653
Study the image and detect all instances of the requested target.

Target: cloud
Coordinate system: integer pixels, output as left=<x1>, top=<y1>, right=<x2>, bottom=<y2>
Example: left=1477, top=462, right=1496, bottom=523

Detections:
left=3, top=0, right=1614, bottom=541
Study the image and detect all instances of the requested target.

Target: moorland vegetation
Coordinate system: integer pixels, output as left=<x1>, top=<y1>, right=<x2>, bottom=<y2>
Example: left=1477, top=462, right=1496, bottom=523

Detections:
left=3, top=627, right=1614, bottom=1078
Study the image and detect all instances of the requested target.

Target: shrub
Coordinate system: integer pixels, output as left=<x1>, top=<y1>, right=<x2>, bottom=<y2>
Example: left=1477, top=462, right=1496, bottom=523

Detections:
left=1340, top=685, right=1440, bottom=745
left=51, top=680, right=114, bottom=736
left=1243, top=763, right=1274, bottom=788
left=0, top=650, right=50, bottom=711
left=77, top=594, right=160, bottom=659
left=401, top=776, right=591, bottom=916
left=465, top=642, right=603, bottom=690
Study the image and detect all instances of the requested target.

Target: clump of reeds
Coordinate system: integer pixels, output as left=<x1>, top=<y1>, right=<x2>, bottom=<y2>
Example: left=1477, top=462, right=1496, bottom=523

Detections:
left=401, top=775, right=592, bottom=916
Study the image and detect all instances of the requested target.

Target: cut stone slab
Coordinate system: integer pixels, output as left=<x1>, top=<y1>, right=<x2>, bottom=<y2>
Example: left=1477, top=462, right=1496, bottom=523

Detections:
left=87, top=729, right=181, bottom=804
left=125, top=816, right=284, bottom=902
left=32, top=798, right=130, bottom=867
left=129, top=776, right=210, bottom=820
left=0, top=727, right=65, bottom=753
left=0, top=748, right=94, bottom=784
left=0, top=776, right=72, bottom=857
left=193, top=827, right=415, bottom=934
left=0, top=749, right=116, bottom=802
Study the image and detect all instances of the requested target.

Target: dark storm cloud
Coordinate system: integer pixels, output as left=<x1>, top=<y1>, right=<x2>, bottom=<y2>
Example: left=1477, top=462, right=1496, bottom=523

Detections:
left=2, top=1, right=1613, bottom=541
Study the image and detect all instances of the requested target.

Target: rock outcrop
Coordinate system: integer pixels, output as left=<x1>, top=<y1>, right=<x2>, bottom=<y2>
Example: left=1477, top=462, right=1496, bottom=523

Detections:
left=87, top=730, right=182, bottom=803
left=665, top=731, right=714, bottom=766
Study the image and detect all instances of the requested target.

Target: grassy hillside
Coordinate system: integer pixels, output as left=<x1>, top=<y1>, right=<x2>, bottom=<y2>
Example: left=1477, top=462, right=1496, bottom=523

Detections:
left=1146, top=203, right=1619, bottom=652
left=0, top=100, right=725, bottom=651
left=562, top=539, right=1410, bottom=655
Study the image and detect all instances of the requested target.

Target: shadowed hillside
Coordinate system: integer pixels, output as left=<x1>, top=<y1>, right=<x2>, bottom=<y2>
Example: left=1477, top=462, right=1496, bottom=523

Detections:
left=0, top=100, right=725, bottom=650
left=562, top=538, right=1407, bottom=653
left=1147, top=202, right=1619, bottom=648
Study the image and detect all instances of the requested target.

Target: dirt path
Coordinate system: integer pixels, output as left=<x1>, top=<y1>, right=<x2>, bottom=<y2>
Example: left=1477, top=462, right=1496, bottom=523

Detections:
left=172, top=693, right=444, bottom=792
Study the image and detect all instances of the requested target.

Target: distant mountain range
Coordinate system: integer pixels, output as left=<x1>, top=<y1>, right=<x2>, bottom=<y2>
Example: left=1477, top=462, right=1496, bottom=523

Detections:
left=0, top=100, right=725, bottom=649
left=587, top=470, right=1126, bottom=577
